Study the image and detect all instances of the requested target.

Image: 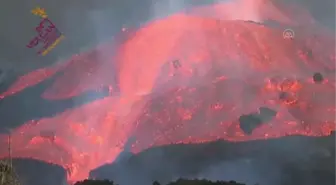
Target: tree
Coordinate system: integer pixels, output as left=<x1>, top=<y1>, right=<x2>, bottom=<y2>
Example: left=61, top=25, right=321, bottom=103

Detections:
left=74, top=179, right=246, bottom=185
left=74, top=179, right=115, bottom=185
left=0, top=160, right=20, bottom=185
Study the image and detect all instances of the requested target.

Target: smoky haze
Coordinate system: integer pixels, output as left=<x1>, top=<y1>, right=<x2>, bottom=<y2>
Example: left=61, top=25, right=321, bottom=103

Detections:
left=91, top=0, right=334, bottom=185
left=0, top=0, right=334, bottom=185
left=91, top=134, right=335, bottom=185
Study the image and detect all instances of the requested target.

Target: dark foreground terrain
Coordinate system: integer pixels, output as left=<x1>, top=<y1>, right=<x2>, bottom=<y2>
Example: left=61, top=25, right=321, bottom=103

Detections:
left=7, top=133, right=334, bottom=185
left=90, top=133, right=335, bottom=185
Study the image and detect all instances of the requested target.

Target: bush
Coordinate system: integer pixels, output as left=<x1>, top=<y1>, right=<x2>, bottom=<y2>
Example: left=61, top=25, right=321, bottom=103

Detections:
left=166, top=179, right=245, bottom=185
left=0, top=160, right=20, bottom=185
left=74, top=179, right=116, bottom=185
left=74, top=179, right=245, bottom=185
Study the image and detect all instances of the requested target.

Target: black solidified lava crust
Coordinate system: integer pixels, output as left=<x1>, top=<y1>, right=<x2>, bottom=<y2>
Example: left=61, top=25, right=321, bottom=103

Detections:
left=239, top=107, right=277, bottom=135
left=313, top=72, right=324, bottom=83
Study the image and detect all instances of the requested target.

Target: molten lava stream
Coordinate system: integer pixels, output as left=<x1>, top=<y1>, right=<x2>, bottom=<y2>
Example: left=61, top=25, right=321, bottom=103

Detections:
left=42, top=42, right=119, bottom=100
left=0, top=97, right=139, bottom=181
left=0, top=67, right=60, bottom=99
left=0, top=1, right=335, bottom=183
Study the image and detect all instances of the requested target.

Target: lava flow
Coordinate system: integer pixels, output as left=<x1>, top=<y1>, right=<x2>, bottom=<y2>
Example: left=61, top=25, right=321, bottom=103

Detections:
left=0, top=0, right=335, bottom=183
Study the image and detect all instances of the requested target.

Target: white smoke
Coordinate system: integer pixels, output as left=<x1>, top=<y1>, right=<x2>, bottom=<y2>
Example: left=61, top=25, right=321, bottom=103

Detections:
left=149, top=0, right=267, bottom=22
left=189, top=0, right=267, bottom=23
left=150, top=0, right=188, bottom=19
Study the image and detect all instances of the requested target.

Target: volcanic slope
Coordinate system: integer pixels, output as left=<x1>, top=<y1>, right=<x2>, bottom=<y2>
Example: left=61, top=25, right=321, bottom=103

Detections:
left=0, top=5, right=335, bottom=183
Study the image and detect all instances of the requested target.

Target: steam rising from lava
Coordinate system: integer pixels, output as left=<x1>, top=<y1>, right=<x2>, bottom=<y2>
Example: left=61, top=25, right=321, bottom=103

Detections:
left=0, top=0, right=335, bottom=182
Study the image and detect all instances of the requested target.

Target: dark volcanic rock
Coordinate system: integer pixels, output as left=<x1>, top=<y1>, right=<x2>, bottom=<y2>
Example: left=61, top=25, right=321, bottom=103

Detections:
left=313, top=72, right=324, bottom=83
left=258, top=107, right=277, bottom=122
left=238, top=114, right=263, bottom=135
left=238, top=107, right=277, bottom=135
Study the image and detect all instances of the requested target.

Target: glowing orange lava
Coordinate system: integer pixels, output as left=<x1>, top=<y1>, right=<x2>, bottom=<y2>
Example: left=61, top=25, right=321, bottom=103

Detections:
left=0, top=67, right=60, bottom=99
left=0, top=1, right=335, bottom=183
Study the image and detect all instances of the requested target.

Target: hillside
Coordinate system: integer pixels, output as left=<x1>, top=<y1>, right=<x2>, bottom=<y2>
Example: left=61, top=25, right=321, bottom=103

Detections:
left=0, top=0, right=334, bottom=183
left=90, top=133, right=335, bottom=185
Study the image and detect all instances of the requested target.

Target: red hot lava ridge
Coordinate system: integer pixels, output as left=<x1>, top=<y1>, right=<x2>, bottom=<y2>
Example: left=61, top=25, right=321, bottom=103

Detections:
left=0, top=1, right=335, bottom=183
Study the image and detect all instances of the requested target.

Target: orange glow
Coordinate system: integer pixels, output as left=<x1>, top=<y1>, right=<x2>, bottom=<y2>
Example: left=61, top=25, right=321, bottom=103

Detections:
left=0, top=1, right=335, bottom=183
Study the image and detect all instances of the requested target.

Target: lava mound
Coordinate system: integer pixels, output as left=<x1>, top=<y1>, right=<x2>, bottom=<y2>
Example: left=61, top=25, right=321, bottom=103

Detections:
left=0, top=2, right=335, bottom=183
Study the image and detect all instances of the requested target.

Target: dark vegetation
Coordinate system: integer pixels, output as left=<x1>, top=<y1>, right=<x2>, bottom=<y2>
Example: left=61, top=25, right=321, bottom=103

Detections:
left=74, top=179, right=245, bottom=185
